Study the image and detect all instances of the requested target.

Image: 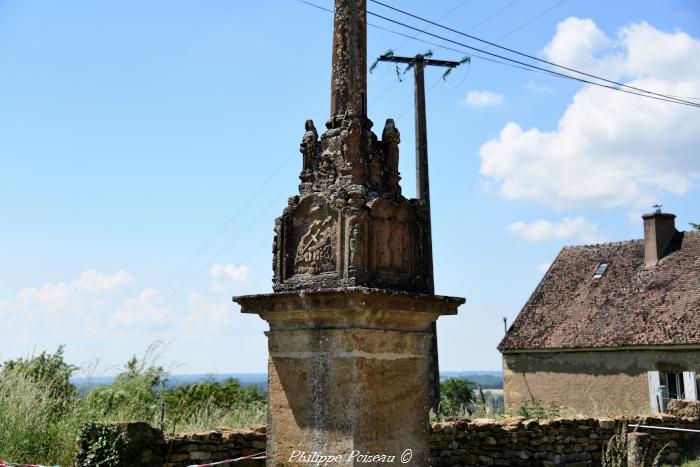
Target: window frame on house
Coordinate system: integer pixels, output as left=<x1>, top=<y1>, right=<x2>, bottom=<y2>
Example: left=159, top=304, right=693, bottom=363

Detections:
left=648, top=370, right=698, bottom=412
left=661, top=371, right=685, bottom=399
left=593, top=262, right=608, bottom=279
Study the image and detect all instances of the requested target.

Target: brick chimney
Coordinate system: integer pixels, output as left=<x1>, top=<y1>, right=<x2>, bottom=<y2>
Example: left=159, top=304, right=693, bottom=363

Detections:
left=642, top=210, right=678, bottom=267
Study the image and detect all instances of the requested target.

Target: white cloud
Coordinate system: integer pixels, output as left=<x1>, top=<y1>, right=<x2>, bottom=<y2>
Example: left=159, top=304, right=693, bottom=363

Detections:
left=210, top=263, right=250, bottom=293
left=0, top=266, right=263, bottom=371
left=15, top=269, right=133, bottom=304
left=111, top=288, right=170, bottom=325
left=480, top=19, right=700, bottom=209
left=462, top=90, right=504, bottom=107
left=507, top=217, right=604, bottom=243
left=71, top=270, right=134, bottom=292
left=542, top=17, right=612, bottom=75
left=183, top=292, right=232, bottom=330
left=7, top=270, right=133, bottom=329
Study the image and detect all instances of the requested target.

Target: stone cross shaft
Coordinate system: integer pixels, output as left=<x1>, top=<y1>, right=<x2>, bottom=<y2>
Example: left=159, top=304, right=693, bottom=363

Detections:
left=233, top=2, right=464, bottom=464
left=330, top=0, right=367, bottom=121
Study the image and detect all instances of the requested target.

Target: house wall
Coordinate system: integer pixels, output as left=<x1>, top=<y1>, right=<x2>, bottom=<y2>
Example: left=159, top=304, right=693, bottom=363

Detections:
left=503, top=348, right=700, bottom=416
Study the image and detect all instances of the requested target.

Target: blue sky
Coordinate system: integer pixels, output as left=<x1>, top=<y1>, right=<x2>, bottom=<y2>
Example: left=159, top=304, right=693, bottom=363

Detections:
left=1, top=0, right=699, bottom=375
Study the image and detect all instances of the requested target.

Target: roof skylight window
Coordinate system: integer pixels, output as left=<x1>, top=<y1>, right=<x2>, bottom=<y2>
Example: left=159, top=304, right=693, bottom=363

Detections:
left=593, top=262, right=608, bottom=279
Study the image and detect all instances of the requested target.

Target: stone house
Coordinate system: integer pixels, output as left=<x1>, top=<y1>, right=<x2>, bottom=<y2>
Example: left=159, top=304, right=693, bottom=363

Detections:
left=499, top=210, right=700, bottom=416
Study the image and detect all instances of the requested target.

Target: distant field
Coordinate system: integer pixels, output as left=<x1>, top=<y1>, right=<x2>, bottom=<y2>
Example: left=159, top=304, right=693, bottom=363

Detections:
left=74, top=371, right=504, bottom=390
left=72, top=373, right=268, bottom=391
left=441, top=372, right=504, bottom=389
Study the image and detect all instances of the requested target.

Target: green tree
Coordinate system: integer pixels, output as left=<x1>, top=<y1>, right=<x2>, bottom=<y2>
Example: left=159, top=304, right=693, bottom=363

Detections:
left=0, top=346, right=81, bottom=464
left=81, top=356, right=167, bottom=422
left=690, top=222, right=699, bottom=230
left=439, top=378, right=475, bottom=416
left=164, top=378, right=265, bottom=424
left=1, top=346, right=78, bottom=411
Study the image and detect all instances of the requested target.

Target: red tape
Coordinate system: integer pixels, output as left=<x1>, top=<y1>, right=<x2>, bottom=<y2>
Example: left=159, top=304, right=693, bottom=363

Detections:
left=0, top=462, right=59, bottom=467
left=187, top=452, right=266, bottom=467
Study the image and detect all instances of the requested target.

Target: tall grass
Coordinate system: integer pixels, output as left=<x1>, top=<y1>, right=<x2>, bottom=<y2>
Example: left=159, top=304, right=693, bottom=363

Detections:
left=170, top=402, right=266, bottom=433
left=0, top=348, right=266, bottom=466
left=0, top=367, right=81, bottom=465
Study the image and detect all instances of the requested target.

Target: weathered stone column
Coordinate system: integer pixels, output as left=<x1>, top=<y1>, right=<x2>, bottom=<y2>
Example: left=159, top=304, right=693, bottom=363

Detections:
left=236, top=0, right=464, bottom=464
left=235, top=289, right=463, bottom=466
left=330, top=0, right=367, bottom=119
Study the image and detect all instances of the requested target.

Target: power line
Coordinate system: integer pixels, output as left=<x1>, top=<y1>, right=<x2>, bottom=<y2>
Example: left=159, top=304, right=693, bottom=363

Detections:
left=390, top=0, right=472, bottom=52
left=363, top=7, right=700, bottom=107
left=492, top=0, right=566, bottom=44
left=367, top=19, right=570, bottom=80
left=464, top=0, right=519, bottom=32
left=369, top=0, right=700, bottom=107
left=298, top=0, right=568, bottom=84
left=158, top=153, right=295, bottom=297
left=427, top=0, right=564, bottom=57
left=297, top=0, right=692, bottom=104
left=171, top=180, right=295, bottom=295
left=370, top=0, right=472, bottom=108
left=372, top=0, right=572, bottom=81
left=79, top=180, right=296, bottom=369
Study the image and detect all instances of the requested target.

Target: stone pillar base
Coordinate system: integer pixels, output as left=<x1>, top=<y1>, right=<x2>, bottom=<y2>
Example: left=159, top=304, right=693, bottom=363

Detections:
left=234, top=288, right=463, bottom=466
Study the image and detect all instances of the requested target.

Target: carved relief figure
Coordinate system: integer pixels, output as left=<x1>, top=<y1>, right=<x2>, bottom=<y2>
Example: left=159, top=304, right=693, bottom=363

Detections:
left=382, top=119, right=401, bottom=194
left=341, top=116, right=363, bottom=171
left=314, top=150, right=337, bottom=191
left=272, top=218, right=282, bottom=281
left=300, top=119, right=319, bottom=174
left=295, top=217, right=336, bottom=275
left=349, top=221, right=360, bottom=265
left=374, top=220, right=412, bottom=279
left=368, top=150, right=385, bottom=192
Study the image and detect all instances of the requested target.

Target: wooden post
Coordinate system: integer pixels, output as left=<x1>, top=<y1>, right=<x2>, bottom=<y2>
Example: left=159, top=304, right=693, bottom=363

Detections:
left=376, top=53, right=462, bottom=412
left=414, top=55, right=434, bottom=291
left=413, top=55, right=440, bottom=411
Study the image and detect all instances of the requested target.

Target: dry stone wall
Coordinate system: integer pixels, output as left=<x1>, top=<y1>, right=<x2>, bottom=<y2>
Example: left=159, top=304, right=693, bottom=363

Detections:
left=430, top=415, right=699, bottom=466
left=78, top=417, right=699, bottom=466
left=162, top=427, right=266, bottom=467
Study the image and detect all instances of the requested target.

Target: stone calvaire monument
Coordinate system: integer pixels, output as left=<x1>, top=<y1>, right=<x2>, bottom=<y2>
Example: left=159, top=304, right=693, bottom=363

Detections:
left=234, top=0, right=464, bottom=465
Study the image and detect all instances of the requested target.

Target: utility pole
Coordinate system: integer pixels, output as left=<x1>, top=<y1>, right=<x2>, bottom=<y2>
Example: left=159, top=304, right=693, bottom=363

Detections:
left=377, top=53, right=462, bottom=412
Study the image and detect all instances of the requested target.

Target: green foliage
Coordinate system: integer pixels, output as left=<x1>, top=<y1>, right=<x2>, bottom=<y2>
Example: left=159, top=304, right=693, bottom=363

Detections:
left=0, top=345, right=266, bottom=466
left=515, top=398, right=561, bottom=419
left=602, top=424, right=668, bottom=467
left=2, top=346, right=78, bottom=412
left=75, top=423, right=129, bottom=467
left=0, top=349, right=80, bottom=465
left=81, top=356, right=166, bottom=423
left=439, top=378, right=476, bottom=416
left=602, top=423, right=630, bottom=467
left=690, top=222, right=700, bottom=230
left=469, top=387, right=505, bottom=419
left=164, top=378, right=265, bottom=425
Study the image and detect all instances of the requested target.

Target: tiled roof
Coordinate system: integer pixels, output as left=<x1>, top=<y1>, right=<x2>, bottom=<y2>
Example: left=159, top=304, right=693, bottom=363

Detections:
left=498, top=230, right=700, bottom=351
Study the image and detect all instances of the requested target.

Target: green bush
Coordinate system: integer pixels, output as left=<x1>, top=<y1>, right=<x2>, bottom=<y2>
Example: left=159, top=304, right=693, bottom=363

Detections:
left=2, top=346, right=78, bottom=414
left=0, top=345, right=267, bottom=466
left=515, top=398, right=561, bottom=419
left=0, top=349, right=81, bottom=465
left=80, top=356, right=166, bottom=424
left=164, top=378, right=265, bottom=425
left=439, top=378, right=475, bottom=417
left=75, top=423, right=129, bottom=467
